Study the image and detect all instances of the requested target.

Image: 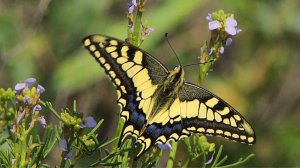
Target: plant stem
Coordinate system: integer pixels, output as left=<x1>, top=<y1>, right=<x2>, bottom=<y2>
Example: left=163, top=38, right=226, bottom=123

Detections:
left=113, top=119, right=124, bottom=149
left=166, top=141, right=178, bottom=168
left=20, top=132, right=27, bottom=167
left=218, top=154, right=255, bottom=168
left=132, top=1, right=144, bottom=46
left=60, top=157, right=66, bottom=168
left=40, top=101, right=61, bottom=120
left=199, top=62, right=212, bottom=84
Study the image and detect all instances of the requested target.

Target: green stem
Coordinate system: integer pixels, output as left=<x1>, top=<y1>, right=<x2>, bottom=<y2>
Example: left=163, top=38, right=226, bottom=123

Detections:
left=201, top=149, right=206, bottom=168
left=111, top=118, right=128, bottom=165
left=60, top=157, right=66, bottom=168
left=121, top=139, right=131, bottom=167
left=113, top=119, right=124, bottom=149
left=40, top=101, right=61, bottom=120
left=166, top=141, right=178, bottom=168
left=132, top=3, right=143, bottom=46
left=198, top=33, right=221, bottom=84
left=218, top=154, right=255, bottom=168
left=199, top=63, right=212, bottom=84
left=20, top=130, right=27, bottom=167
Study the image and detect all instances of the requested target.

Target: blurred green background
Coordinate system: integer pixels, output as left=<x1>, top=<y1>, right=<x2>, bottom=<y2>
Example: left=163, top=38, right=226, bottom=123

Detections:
left=1, top=0, right=300, bottom=166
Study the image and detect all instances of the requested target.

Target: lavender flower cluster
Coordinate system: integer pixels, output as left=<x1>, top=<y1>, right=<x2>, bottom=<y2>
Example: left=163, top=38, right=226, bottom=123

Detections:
left=13, top=78, right=46, bottom=130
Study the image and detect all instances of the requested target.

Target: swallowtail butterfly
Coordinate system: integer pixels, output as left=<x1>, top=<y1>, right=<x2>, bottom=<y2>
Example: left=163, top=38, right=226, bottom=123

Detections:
left=82, top=34, right=255, bottom=159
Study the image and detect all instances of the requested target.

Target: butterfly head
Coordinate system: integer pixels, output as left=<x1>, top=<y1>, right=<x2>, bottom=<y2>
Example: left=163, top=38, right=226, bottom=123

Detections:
left=166, top=66, right=185, bottom=88
left=172, top=66, right=184, bottom=77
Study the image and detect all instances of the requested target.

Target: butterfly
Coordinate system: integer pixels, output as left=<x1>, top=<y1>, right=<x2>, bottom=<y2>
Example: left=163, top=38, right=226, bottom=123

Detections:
left=82, top=34, right=256, bottom=160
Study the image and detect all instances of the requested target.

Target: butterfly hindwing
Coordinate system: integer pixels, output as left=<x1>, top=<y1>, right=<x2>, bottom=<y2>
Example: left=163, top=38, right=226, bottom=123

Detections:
left=134, top=82, right=256, bottom=158
left=82, top=35, right=169, bottom=143
left=178, top=82, right=256, bottom=144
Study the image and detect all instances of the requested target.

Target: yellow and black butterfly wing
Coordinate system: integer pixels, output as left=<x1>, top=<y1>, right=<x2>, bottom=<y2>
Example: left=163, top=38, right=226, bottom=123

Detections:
left=82, top=35, right=169, bottom=143
left=135, top=82, right=255, bottom=158
left=178, top=82, right=256, bottom=144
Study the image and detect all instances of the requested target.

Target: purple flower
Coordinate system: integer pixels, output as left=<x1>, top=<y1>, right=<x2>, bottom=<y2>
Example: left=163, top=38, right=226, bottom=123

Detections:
left=206, top=13, right=212, bottom=21
left=59, top=139, right=68, bottom=151
left=219, top=46, right=224, bottom=54
left=17, top=110, right=26, bottom=124
left=14, top=83, right=26, bottom=92
left=80, top=116, right=96, bottom=128
left=208, top=20, right=221, bottom=30
left=24, top=96, right=33, bottom=105
left=33, top=105, right=42, bottom=111
left=59, top=139, right=75, bottom=160
left=225, top=38, right=233, bottom=47
left=38, top=116, right=46, bottom=128
left=132, top=0, right=137, bottom=6
left=206, top=12, right=241, bottom=36
left=225, top=17, right=241, bottom=35
left=37, top=85, right=45, bottom=94
left=158, top=142, right=173, bottom=151
left=24, top=78, right=36, bottom=86
left=128, top=0, right=137, bottom=14
left=65, top=151, right=74, bottom=160
left=14, top=78, right=39, bottom=93
left=207, top=13, right=221, bottom=30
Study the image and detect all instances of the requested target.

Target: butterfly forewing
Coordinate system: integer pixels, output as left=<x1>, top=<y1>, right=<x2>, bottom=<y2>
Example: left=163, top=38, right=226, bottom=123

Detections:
left=82, top=35, right=169, bottom=144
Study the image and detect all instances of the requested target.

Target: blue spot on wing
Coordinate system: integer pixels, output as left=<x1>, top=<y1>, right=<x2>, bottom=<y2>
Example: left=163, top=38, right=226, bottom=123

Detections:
left=127, top=95, right=137, bottom=111
left=146, top=125, right=161, bottom=138
left=131, top=110, right=139, bottom=120
left=144, top=122, right=183, bottom=140
left=162, top=125, right=172, bottom=135
left=173, top=123, right=182, bottom=131
left=126, top=95, right=146, bottom=128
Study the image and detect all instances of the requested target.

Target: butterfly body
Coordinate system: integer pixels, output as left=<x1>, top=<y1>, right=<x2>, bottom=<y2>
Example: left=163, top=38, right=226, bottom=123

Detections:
left=146, top=66, right=184, bottom=122
left=82, top=35, right=255, bottom=159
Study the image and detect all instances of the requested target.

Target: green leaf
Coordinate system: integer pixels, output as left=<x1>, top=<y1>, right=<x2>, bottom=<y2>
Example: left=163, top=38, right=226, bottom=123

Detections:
left=211, top=145, right=223, bottom=167
left=217, top=154, right=254, bottom=168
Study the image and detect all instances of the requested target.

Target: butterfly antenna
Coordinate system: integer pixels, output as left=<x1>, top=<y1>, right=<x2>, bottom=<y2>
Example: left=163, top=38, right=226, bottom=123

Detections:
left=165, top=33, right=182, bottom=66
